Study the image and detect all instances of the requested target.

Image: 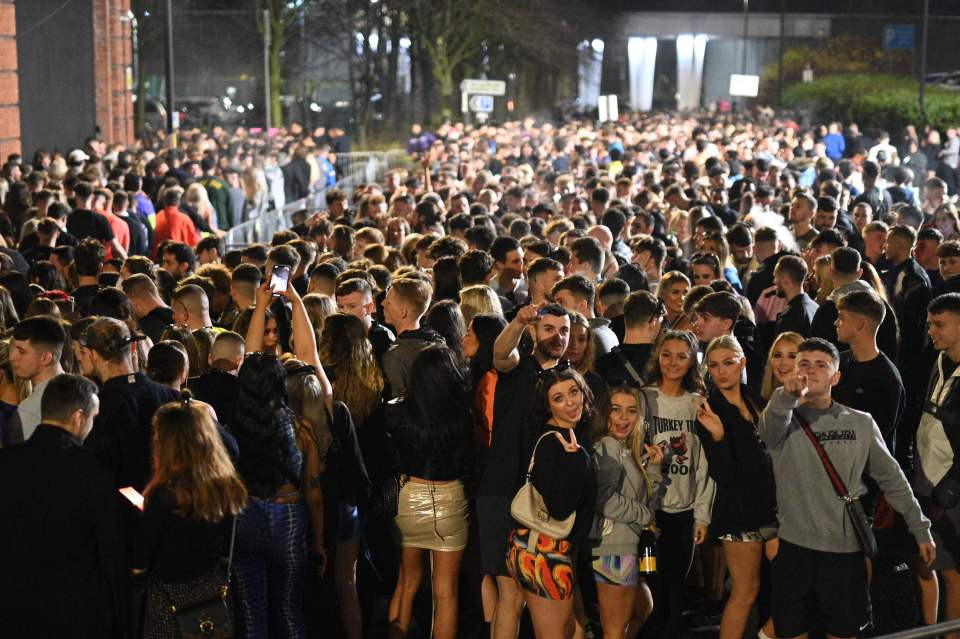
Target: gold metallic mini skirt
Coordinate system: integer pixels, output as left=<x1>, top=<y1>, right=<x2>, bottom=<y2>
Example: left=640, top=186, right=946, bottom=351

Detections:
left=394, top=479, right=469, bottom=551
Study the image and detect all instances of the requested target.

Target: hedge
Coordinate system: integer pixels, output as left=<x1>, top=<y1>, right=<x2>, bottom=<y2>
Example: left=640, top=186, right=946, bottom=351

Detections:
left=781, top=74, right=960, bottom=132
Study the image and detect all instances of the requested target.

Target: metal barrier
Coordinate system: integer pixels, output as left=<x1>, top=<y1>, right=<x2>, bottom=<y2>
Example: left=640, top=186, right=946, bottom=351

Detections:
left=875, top=618, right=960, bottom=638
left=224, top=149, right=407, bottom=248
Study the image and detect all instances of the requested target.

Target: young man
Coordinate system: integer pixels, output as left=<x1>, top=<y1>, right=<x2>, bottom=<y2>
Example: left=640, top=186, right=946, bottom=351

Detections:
left=937, top=240, right=960, bottom=295
left=886, top=224, right=934, bottom=386
left=759, top=338, right=934, bottom=639
left=631, top=234, right=666, bottom=292
left=746, top=226, right=787, bottom=306
left=834, top=290, right=905, bottom=453
left=916, top=227, right=945, bottom=291
left=9, top=316, right=66, bottom=442
left=196, top=235, right=225, bottom=266
left=381, top=276, right=444, bottom=398
left=121, top=274, right=174, bottom=344
left=774, top=255, right=818, bottom=338
left=170, top=284, right=217, bottom=332
left=188, top=330, right=245, bottom=427
left=160, top=242, right=195, bottom=281
left=0, top=374, right=127, bottom=638
left=551, top=274, right=619, bottom=358
left=789, top=191, right=819, bottom=251
left=154, top=187, right=200, bottom=250
left=71, top=238, right=105, bottom=317
left=861, top=220, right=890, bottom=268
left=483, top=302, right=571, bottom=639
left=568, top=235, right=605, bottom=281
left=810, top=247, right=899, bottom=362
left=489, top=236, right=527, bottom=311
left=335, top=277, right=395, bottom=363
left=65, top=181, right=127, bottom=260
left=595, top=290, right=664, bottom=387
left=916, top=293, right=960, bottom=627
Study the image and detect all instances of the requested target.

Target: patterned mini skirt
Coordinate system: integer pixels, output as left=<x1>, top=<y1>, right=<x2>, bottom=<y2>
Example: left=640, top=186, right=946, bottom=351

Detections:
left=505, top=527, right=575, bottom=600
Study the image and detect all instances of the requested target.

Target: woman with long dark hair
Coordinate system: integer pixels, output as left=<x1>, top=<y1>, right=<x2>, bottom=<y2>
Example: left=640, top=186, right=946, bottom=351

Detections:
left=232, top=281, right=331, bottom=639
left=642, top=330, right=715, bottom=638
left=318, top=313, right=384, bottom=429
left=431, top=256, right=463, bottom=302
left=133, top=391, right=248, bottom=637
left=427, top=300, right=467, bottom=362
left=505, top=366, right=597, bottom=639
left=388, top=346, right=475, bottom=639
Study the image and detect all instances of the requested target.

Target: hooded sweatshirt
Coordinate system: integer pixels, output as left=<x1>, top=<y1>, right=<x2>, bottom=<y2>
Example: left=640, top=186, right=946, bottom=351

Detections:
left=591, top=435, right=664, bottom=557
left=382, top=327, right=446, bottom=398
left=642, top=387, right=715, bottom=525
left=759, top=388, right=931, bottom=553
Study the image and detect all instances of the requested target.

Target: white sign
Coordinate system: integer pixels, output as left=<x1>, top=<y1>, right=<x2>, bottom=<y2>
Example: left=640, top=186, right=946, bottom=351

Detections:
left=729, top=74, right=760, bottom=97
left=460, top=79, right=506, bottom=96
left=468, top=95, right=495, bottom=113
left=598, top=94, right=619, bottom=123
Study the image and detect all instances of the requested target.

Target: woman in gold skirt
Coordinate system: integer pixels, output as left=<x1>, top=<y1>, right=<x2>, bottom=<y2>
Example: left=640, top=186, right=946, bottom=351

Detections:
left=387, top=346, right=475, bottom=639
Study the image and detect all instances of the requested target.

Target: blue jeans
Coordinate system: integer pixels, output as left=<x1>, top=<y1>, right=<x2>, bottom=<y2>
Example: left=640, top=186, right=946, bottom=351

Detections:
left=233, top=497, right=308, bottom=639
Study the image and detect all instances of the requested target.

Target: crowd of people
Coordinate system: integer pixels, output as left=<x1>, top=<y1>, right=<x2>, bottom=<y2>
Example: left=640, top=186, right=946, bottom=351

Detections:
left=2, top=112, right=960, bottom=639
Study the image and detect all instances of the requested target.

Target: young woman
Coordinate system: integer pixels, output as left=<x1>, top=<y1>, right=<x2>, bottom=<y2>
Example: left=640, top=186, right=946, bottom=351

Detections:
left=232, top=281, right=331, bottom=638
left=505, top=366, right=597, bottom=639
left=285, top=359, right=369, bottom=639
left=235, top=306, right=280, bottom=357
left=302, top=293, right=337, bottom=345
left=591, top=385, right=664, bottom=639
left=642, top=330, right=714, bottom=638
left=133, top=391, right=248, bottom=638
left=655, top=272, right=690, bottom=329
left=689, top=252, right=723, bottom=287
left=700, top=230, right=744, bottom=293
left=696, top=336, right=778, bottom=639
left=760, top=331, right=803, bottom=400
left=318, top=312, right=384, bottom=429
left=566, top=312, right=607, bottom=402
left=427, top=300, right=467, bottom=362
left=0, top=339, right=29, bottom=446
left=388, top=346, right=475, bottom=639
left=459, top=284, right=504, bottom=326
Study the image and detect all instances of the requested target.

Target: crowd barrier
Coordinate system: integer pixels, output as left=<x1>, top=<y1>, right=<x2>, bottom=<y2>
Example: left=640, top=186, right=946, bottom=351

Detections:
left=224, top=150, right=407, bottom=249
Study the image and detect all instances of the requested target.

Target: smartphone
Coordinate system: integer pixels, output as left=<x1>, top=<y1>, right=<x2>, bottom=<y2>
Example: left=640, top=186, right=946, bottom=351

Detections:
left=270, top=264, right=290, bottom=293
left=120, top=486, right=144, bottom=511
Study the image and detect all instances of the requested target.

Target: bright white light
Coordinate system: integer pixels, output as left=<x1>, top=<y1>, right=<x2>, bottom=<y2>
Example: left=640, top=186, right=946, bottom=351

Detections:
left=247, top=103, right=255, bottom=110
left=310, top=102, right=321, bottom=112
left=591, top=38, right=604, bottom=53
left=237, top=105, right=246, bottom=113
left=399, top=37, right=411, bottom=49
left=369, top=32, right=379, bottom=49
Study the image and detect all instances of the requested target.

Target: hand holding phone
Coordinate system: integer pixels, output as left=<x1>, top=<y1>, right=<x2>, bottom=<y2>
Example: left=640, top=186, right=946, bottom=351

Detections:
left=120, top=486, right=144, bottom=511
left=270, top=264, right=291, bottom=294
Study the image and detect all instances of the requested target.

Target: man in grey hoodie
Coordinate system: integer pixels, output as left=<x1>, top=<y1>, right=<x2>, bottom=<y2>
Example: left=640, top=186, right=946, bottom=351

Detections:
left=759, top=338, right=934, bottom=639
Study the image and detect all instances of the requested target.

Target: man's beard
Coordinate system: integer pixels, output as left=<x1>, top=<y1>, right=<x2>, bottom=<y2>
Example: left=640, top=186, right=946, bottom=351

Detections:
left=536, top=336, right=567, bottom=360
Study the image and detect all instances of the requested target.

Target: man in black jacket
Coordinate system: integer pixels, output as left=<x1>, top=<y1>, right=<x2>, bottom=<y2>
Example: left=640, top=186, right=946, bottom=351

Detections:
left=0, top=374, right=127, bottom=638
left=746, top=227, right=788, bottom=306
left=381, top=276, right=444, bottom=398
left=774, top=255, right=819, bottom=339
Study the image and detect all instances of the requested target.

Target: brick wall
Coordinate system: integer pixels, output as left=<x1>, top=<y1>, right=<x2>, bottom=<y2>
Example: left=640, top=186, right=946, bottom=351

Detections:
left=93, top=0, right=133, bottom=147
left=0, top=0, right=19, bottom=159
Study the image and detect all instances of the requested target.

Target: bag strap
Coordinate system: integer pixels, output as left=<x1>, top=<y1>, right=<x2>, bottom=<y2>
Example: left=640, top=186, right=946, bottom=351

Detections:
left=613, top=348, right=644, bottom=386
left=794, top=409, right=851, bottom=501
left=225, top=515, right=238, bottom=583
left=525, top=429, right=578, bottom=479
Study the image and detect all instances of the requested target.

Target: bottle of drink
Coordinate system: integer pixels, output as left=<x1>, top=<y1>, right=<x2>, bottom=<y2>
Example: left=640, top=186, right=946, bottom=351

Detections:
left=638, top=527, right=657, bottom=575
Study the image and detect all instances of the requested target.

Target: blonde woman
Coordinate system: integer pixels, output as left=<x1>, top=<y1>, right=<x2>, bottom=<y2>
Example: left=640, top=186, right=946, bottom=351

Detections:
left=133, top=391, right=248, bottom=637
left=655, top=271, right=690, bottom=329
left=242, top=167, right=268, bottom=222
left=186, top=182, right=218, bottom=233
left=591, top=385, right=664, bottom=639
left=459, top=284, right=504, bottom=326
left=0, top=339, right=30, bottom=446
left=759, top=332, right=803, bottom=400
left=302, top=293, right=337, bottom=345
left=814, top=255, right=835, bottom=305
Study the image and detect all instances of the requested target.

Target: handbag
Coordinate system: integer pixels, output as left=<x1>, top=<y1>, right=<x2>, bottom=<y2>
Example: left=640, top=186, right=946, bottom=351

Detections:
left=511, top=430, right=577, bottom=547
left=161, top=517, right=238, bottom=638
left=795, top=410, right=878, bottom=557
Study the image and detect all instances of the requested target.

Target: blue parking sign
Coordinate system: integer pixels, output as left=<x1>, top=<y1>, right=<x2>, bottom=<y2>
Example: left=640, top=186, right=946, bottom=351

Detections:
left=884, top=24, right=915, bottom=50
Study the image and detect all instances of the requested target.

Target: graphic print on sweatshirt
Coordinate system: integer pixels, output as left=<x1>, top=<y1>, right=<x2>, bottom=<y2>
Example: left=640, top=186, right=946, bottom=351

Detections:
left=648, top=414, right=697, bottom=476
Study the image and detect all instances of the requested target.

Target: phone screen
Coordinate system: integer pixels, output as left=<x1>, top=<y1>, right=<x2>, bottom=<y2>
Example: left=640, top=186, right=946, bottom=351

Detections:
left=270, top=264, right=290, bottom=293
left=120, top=486, right=144, bottom=511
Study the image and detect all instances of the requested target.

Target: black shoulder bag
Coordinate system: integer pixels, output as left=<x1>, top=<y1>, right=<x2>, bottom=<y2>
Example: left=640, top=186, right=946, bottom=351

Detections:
left=161, top=516, right=238, bottom=638
left=795, top=410, right=878, bottom=557
left=613, top=347, right=645, bottom=388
